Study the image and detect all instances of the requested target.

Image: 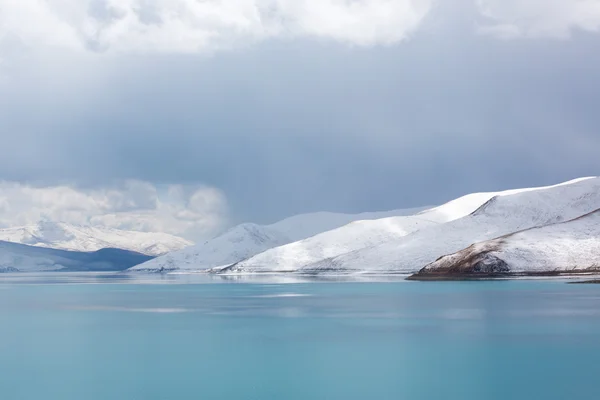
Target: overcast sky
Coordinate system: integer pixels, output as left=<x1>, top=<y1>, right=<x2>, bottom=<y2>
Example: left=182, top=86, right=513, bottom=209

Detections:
left=1, top=0, right=599, bottom=240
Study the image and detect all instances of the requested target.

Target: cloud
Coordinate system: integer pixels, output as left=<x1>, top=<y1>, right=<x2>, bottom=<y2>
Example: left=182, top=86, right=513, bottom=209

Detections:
left=0, top=180, right=228, bottom=240
left=476, top=0, right=600, bottom=39
left=1, top=1, right=600, bottom=227
left=0, top=0, right=432, bottom=54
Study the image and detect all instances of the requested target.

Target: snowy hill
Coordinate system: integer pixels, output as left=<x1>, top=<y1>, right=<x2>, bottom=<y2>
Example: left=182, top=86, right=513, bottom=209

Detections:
left=219, top=216, right=438, bottom=273
left=296, top=177, right=600, bottom=274
left=129, top=223, right=290, bottom=272
left=129, top=208, right=427, bottom=272
left=0, top=240, right=152, bottom=273
left=0, top=221, right=192, bottom=256
left=221, top=194, right=505, bottom=274
left=412, top=209, right=600, bottom=279
left=220, top=179, right=592, bottom=274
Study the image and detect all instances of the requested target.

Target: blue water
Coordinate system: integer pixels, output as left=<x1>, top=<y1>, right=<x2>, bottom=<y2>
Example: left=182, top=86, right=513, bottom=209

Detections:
left=1, top=273, right=599, bottom=400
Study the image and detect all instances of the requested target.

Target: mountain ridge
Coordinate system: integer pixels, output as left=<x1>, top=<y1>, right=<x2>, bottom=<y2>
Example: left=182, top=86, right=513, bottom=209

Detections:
left=129, top=176, right=600, bottom=277
left=129, top=208, right=428, bottom=272
left=298, top=177, right=600, bottom=274
left=222, top=178, right=598, bottom=274
left=206, top=177, right=599, bottom=275
left=0, top=221, right=192, bottom=256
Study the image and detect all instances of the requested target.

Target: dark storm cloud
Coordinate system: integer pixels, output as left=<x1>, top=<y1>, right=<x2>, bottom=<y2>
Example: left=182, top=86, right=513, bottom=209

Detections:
left=1, top=2, right=599, bottom=224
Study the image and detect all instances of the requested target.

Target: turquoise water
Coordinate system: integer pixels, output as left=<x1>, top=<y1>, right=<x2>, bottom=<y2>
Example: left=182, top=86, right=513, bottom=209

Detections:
left=1, top=274, right=599, bottom=400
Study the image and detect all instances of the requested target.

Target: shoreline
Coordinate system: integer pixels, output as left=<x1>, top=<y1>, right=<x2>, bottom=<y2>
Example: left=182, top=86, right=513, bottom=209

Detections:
left=123, top=269, right=600, bottom=283
left=407, top=270, right=600, bottom=281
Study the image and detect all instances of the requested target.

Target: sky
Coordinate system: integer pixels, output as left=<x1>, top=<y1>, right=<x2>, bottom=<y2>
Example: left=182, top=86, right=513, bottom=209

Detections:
left=0, top=0, right=599, bottom=241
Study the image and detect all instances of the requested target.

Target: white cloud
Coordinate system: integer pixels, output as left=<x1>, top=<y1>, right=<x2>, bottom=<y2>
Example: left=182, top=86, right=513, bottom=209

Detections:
left=0, top=180, right=228, bottom=240
left=0, top=0, right=432, bottom=54
left=477, top=0, right=600, bottom=39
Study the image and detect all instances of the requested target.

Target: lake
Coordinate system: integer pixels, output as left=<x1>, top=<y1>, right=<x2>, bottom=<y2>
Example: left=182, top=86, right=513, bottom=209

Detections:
left=1, top=273, right=599, bottom=399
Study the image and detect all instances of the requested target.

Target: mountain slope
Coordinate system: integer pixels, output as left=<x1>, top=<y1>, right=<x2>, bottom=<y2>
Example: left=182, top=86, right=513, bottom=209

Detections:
left=220, top=216, right=438, bottom=273
left=222, top=179, right=590, bottom=274
left=0, top=240, right=153, bottom=273
left=412, top=209, right=600, bottom=278
left=296, top=177, right=600, bottom=274
left=129, top=223, right=290, bottom=272
left=223, top=194, right=502, bottom=274
left=266, top=207, right=428, bottom=242
left=0, top=221, right=192, bottom=256
left=130, top=208, right=427, bottom=272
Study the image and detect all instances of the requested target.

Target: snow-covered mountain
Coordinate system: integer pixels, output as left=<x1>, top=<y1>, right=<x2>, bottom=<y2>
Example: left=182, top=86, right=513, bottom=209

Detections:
left=412, top=209, right=600, bottom=279
left=218, top=177, right=600, bottom=275
left=129, top=223, right=290, bottom=272
left=296, top=177, right=600, bottom=274
left=0, top=240, right=153, bottom=273
left=219, top=216, right=438, bottom=273
left=129, top=176, right=600, bottom=276
left=0, top=221, right=192, bottom=256
left=220, top=192, right=511, bottom=273
left=220, top=178, right=594, bottom=273
left=129, top=207, right=427, bottom=272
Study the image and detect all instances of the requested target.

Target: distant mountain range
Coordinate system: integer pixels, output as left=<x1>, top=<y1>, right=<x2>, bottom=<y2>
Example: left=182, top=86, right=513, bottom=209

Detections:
left=0, top=221, right=193, bottom=273
left=3, top=177, right=599, bottom=277
left=0, top=240, right=153, bottom=273
left=0, top=221, right=192, bottom=256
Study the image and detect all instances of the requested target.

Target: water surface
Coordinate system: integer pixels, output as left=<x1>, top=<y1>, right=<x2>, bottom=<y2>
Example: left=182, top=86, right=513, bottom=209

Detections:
left=1, top=273, right=599, bottom=399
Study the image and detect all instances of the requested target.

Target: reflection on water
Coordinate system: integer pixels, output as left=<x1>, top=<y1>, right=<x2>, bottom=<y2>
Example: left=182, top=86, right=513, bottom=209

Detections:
left=0, top=271, right=413, bottom=285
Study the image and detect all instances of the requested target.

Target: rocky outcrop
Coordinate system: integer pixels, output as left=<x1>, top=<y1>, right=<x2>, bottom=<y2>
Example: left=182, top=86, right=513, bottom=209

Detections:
left=407, top=241, right=512, bottom=280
